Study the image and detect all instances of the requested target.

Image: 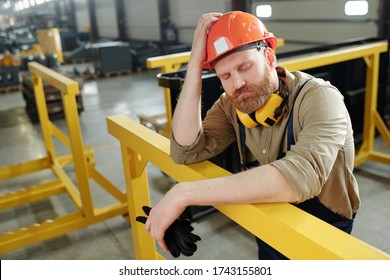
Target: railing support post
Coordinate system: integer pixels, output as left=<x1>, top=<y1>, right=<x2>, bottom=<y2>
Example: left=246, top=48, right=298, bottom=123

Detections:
left=120, top=144, right=158, bottom=259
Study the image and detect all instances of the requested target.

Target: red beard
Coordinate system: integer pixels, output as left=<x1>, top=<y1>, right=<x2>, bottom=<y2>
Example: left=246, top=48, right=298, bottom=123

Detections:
left=228, top=67, right=275, bottom=113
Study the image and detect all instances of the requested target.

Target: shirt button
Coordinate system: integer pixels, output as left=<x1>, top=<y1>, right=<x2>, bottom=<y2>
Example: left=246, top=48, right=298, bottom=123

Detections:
left=261, top=149, right=267, bottom=154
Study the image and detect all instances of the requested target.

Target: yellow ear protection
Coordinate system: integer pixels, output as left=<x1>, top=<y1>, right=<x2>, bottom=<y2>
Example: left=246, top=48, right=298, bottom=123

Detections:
left=235, top=47, right=288, bottom=128
left=236, top=90, right=288, bottom=128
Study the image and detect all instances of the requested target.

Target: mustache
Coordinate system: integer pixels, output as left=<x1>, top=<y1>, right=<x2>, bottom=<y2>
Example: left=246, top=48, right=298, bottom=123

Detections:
left=233, top=84, right=258, bottom=97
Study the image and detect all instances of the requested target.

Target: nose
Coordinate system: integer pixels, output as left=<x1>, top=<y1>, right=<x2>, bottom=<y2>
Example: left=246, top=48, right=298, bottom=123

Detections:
left=231, top=72, right=246, bottom=90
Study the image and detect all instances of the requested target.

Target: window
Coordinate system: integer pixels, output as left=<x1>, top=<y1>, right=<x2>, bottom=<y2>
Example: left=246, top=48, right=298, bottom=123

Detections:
left=344, top=0, right=368, bottom=16
left=256, top=5, right=272, bottom=18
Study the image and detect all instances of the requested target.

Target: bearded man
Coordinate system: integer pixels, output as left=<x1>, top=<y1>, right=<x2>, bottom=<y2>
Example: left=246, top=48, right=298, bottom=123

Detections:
left=142, top=11, right=360, bottom=260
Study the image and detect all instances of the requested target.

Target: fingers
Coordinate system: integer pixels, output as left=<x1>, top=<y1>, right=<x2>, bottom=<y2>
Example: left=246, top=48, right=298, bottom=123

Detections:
left=137, top=202, right=201, bottom=258
left=196, top=12, right=222, bottom=34
left=147, top=211, right=168, bottom=252
left=199, top=12, right=223, bottom=25
left=157, top=239, right=168, bottom=252
left=190, top=12, right=223, bottom=66
left=166, top=237, right=180, bottom=258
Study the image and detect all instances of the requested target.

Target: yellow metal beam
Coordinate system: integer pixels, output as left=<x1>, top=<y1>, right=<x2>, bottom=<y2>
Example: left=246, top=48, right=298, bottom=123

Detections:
left=0, top=157, right=51, bottom=180
left=373, top=111, right=390, bottom=148
left=0, top=180, right=65, bottom=210
left=278, top=42, right=388, bottom=71
left=120, top=144, right=156, bottom=260
left=0, top=63, right=129, bottom=254
left=0, top=202, right=127, bottom=254
left=107, top=115, right=390, bottom=260
left=147, top=51, right=191, bottom=73
left=50, top=163, right=82, bottom=209
left=220, top=203, right=387, bottom=260
left=31, top=72, right=57, bottom=162
left=28, top=62, right=79, bottom=94
left=50, top=121, right=71, bottom=148
left=61, top=83, right=94, bottom=217
left=88, top=165, right=127, bottom=203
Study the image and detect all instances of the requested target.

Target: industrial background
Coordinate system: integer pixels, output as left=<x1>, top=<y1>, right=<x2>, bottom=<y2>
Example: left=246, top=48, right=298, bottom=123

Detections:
left=0, top=0, right=389, bottom=260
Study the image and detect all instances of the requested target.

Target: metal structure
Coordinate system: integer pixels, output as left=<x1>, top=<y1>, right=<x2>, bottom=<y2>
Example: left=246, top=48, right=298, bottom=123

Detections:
left=107, top=115, right=389, bottom=260
left=0, top=62, right=128, bottom=254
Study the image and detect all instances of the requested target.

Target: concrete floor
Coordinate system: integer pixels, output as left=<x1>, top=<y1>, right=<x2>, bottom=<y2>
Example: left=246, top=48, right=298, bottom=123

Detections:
left=0, top=67, right=389, bottom=260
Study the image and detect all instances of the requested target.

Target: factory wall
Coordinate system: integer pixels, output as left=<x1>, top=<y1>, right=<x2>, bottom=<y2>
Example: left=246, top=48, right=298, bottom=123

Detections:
left=0, top=0, right=380, bottom=55
left=69, top=0, right=380, bottom=53
left=125, top=0, right=160, bottom=41
left=253, top=0, right=380, bottom=52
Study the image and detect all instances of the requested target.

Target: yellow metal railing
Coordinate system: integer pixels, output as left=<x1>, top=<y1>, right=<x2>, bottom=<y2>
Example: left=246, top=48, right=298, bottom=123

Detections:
left=0, top=62, right=127, bottom=254
left=107, top=115, right=390, bottom=260
left=146, top=40, right=389, bottom=167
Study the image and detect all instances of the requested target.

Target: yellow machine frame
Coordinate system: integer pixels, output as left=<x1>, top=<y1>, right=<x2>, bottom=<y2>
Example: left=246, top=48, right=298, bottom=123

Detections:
left=36, top=28, right=64, bottom=63
left=0, top=62, right=127, bottom=254
left=107, top=115, right=389, bottom=259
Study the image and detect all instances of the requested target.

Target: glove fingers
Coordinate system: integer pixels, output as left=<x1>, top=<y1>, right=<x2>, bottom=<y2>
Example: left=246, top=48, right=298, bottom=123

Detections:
left=175, top=235, right=197, bottom=252
left=165, top=230, right=181, bottom=258
left=181, top=220, right=194, bottom=232
left=178, top=232, right=198, bottom=244
left=173, top=222, right=200, bottom=243
left=180, top=220, right=201, bottom=242
left=172, top=221, right=191, bottom=238
left=188, top=232, right=201, bottom=242
left=165, top=225, right=196, bottom=258
left=167, top=242, right=181, bottom=258
left=179, top=242, right=197, bottom=257
left=136, top=216, right=147, bottom=224
left=142, top=205, right=152, bottom=215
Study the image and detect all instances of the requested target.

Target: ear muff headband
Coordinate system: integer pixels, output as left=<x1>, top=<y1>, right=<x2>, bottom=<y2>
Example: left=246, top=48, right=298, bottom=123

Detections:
left=236, top=109, right=258, bottom=128
left=236, top=91, right=288, bottom=128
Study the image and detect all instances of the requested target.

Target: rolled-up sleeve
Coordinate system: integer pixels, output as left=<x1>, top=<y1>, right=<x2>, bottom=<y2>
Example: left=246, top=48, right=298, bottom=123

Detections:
left=170, top=93, right=237, bottom=164
left=271, top=83, right=350, bottom=202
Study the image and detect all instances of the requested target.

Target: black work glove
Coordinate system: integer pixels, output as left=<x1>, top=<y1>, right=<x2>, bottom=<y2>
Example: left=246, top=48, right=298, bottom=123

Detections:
left=136, top=205, right=201, bottom=258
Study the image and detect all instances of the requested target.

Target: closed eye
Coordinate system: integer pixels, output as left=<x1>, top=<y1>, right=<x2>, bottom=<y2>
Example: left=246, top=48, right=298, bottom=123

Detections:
left=219, top=73, right=230, bottom=80
left=239, top=62, right=251, bottom=72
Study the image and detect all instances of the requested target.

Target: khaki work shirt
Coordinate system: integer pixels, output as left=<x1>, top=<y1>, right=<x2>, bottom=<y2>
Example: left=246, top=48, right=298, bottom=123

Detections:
left=170, top=67, right=360, bottom=219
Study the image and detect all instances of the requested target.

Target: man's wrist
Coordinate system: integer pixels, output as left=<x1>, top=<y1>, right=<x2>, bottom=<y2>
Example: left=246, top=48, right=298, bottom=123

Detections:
left=172, top=183, right=191, bottom=209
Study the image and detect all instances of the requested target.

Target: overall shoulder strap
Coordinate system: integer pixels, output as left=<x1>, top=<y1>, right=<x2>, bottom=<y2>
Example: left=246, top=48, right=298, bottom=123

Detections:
left=286, top=78, right=313, bottom=149
left=238, top=78, right=314, bottom=168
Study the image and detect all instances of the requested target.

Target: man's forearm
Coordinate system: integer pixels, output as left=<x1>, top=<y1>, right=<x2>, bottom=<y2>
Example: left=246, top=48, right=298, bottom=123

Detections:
left=176, top=164, right=300, bottom=207
left=171, top=63, right=204, bottom=145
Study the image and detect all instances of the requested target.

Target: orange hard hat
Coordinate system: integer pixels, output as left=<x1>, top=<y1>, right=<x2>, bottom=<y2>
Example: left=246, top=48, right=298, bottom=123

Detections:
left=202, top=11, right=277, bottom=70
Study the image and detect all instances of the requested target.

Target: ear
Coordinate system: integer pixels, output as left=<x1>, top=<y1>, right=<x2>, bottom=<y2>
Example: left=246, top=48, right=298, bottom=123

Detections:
left=266, top=48, right=276, bottom=68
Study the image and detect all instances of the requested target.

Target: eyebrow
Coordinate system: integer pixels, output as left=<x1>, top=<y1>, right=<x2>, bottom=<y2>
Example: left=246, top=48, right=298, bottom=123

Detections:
left=216, top=58, right=253, bottom=78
